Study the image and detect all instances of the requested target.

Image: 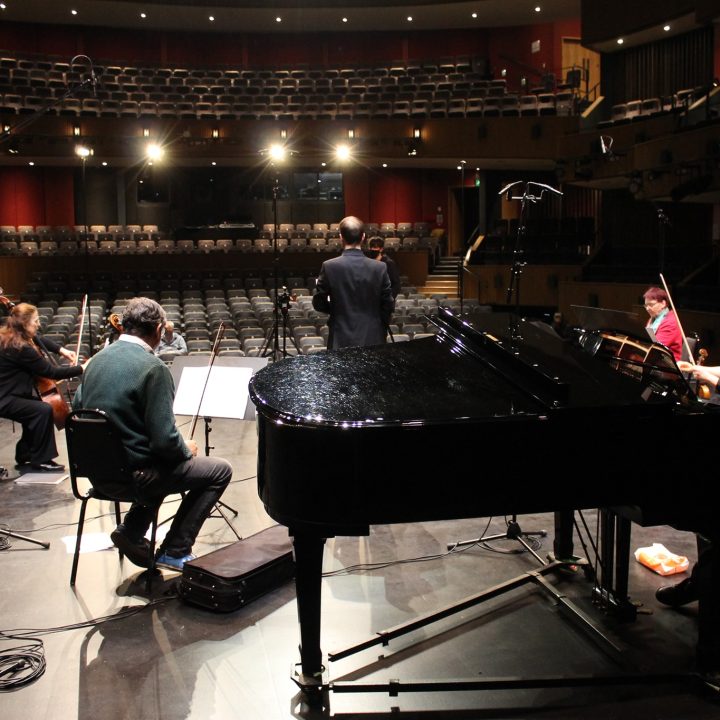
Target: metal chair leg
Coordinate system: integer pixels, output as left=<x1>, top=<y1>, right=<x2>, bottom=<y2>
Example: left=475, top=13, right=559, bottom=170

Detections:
left=70, top=498, right=89, bottom=586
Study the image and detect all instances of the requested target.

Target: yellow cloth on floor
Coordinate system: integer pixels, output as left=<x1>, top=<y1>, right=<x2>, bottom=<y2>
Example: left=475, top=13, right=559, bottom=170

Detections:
left=634, top=543, right=689, bottom=576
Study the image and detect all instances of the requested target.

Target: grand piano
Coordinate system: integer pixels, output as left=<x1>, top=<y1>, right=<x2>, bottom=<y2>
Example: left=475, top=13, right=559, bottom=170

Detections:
left=248, top=307, right=719, bottom=684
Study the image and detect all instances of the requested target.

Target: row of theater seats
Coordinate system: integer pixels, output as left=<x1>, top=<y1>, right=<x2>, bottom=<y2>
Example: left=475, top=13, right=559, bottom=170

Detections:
left=0, top=89, right=575, bottom=120
left=27, top=274, right=475, bottom=357
left=0, top=54, right=582, bottom=119
left=598, top=87, right=708, bottom=127
left=0, top=235, right=436, bottom=255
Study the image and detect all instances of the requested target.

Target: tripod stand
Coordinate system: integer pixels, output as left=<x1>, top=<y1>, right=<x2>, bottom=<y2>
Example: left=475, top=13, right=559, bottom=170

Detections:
left=0, top=468, right=51, bottom=549
left=447, top=514, right=547, bottom=561
left=260, top=175, right=301, bottom=361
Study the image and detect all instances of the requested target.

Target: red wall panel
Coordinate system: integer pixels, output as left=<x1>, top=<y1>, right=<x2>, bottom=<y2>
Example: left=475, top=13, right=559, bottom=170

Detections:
left=0, top=167, right=74, bottom=227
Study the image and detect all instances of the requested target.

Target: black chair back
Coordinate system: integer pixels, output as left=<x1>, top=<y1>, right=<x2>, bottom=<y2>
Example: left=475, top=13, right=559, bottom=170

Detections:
left=65, top=409, right=135, bottom=502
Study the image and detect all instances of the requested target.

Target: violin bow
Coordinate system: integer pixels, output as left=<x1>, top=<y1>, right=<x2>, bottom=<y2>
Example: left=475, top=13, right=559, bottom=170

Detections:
left=659, top=273, right=695, bottom=363
left=188, top=321, right=226, bottom=441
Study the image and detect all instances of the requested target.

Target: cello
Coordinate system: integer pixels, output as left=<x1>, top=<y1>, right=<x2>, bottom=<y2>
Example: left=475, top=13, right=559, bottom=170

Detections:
left=34, top=295, right=88, bottom=430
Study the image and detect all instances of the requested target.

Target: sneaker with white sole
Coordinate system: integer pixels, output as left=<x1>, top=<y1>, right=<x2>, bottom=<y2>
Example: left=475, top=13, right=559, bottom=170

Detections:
left=155, top=552, right=196, bottom=571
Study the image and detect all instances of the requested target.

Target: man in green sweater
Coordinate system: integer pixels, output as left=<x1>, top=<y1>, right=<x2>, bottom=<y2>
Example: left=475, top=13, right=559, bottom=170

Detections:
left=75, top=297, right=232, bottom=571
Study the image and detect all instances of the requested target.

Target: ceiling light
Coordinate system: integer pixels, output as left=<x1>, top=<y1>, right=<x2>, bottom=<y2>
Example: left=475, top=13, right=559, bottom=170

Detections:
left=71, top=9, right=78, bottom=16
left=102, top=161, right=108, bottom=166
left=211, top=161, right=216, bottom=166
left=347, top=129, right=355, bottom=139
left=382, top=163, right=388, bottom=168
left=75, top=145, right=92, bottom=158
left=535, top=6, right=541, bottom=12
left=0, top=4, right=6, bottom=10
left=617, top=38, right=624, bottom=45
left=209, top=15, right=215, bottom=22
left=143, top=128, right=150, bottom=137
left=663, top=25, right=670, bottom=31
left=276, top=16, right=282, bottom=23
left=73, top=125, right=81, bottom=136
left=28, top=161, right=34, bottom=166
left=342, top=17, right=348, bottom=23
left=140, top=12, right=146, bottom=19
left=407, top=16, right=413, bottom=22
left=211, top=128, right=219, bottom=138
left=472, top=13, right=477, bottom=19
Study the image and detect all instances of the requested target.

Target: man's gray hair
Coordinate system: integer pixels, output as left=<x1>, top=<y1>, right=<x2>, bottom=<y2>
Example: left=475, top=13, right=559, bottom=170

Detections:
left=121, top=297, right=166, bottom=338
left=339, top=215, right=365, bottom=245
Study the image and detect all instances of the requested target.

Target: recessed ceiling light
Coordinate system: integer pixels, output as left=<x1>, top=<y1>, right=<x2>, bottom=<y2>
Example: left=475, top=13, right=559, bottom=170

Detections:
left=0, top=4, right=6, bottom=10
left=617, top=38, right=624, bottom=45
left=28, top=161, right=34, bottom=166
left=140, top=12, right=146, bottom=19
left=382, top=163, right=388, bottom=168
left=211, top=161, right=216, bottom=166
left=663, top=25, right=671, bottom=31
left=209, top=15, right=214, bottom=22
left=535, top=6, right=541, bottom=12
left=276, top=16, right=282, bottom=23
left=102, top=161, right=108, bottom=166
left=472, top=13, right=477, bottom=19
left=71, top=9, right=78, bottom=15
left=407, top=16, right=413, bottom=22
left=342, top=17, right=348, bottom=23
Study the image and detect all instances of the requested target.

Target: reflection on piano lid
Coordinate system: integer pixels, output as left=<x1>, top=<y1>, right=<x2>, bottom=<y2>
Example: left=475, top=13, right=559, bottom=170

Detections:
left=570, top=304, right=646, bottom=338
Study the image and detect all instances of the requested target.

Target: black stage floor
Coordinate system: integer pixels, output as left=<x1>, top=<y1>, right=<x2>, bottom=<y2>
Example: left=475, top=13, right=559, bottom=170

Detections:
left=1, top=415, right=718, bottom=719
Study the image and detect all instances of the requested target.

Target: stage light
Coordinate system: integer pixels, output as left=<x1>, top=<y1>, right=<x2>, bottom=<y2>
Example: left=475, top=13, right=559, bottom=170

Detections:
left=146, top=142, right=164, bottom=161
left=75, top=145, right=92, bottom=158
left=335, top=143, right=351, bottom=161
left=269, top=143, right=286, bottom=162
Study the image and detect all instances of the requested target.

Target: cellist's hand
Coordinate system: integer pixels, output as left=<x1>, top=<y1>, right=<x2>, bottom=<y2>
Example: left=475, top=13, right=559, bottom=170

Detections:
left=677, top=360, right=695, bottom=372
left=59, top=347, right=78, bottom=364
left=186, top=439, right=199, bottom=457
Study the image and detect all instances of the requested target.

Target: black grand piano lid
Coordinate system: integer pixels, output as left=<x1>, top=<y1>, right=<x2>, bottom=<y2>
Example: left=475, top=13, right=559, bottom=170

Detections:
left=248, top=310, right=678, bottom=428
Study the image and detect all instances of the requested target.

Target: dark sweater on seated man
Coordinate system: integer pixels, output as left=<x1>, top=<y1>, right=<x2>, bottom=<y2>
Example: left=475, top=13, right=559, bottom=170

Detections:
left=74, top=296, right=232, bottom=571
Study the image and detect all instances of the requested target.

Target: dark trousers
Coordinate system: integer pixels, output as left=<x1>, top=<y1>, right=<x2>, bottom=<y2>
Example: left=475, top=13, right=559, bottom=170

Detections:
left=0, top=395, right=58, bottom=464
left=121, top=455, right=232, bottom=558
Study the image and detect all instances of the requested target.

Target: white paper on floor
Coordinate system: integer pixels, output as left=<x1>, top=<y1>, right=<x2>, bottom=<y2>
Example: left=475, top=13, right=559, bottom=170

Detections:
left=61, top=525, right=168, bottom=554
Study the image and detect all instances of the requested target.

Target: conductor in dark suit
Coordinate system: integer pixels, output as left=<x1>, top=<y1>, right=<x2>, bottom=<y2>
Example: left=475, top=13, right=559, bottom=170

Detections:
left=312, top=216, right=394, bottom=350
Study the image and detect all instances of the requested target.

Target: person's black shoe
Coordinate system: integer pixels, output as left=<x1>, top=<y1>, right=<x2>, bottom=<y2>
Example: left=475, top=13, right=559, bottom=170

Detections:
left=655, top=577, right=698, bottom=607
left=14, top=460, right=30, bottom=470
left=111, top=527, right=152, bottom=569
left=31, top=460, right=65, bottom=472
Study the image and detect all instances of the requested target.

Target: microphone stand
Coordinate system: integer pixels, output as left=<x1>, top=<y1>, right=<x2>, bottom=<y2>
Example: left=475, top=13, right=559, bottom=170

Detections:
left=450, top=180, right=564, bottom=555
left=261, top=175, right=300, bottom=361
left=458, top=161, right=466, bottom=313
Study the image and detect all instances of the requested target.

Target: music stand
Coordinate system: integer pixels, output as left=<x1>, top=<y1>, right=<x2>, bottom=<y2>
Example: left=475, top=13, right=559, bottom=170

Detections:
left=172, top=357, right=267, bottom=540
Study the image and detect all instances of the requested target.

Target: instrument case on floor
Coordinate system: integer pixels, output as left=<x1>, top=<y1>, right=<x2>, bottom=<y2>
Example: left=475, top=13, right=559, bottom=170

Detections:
left=178, top=524, right=295, bottom=612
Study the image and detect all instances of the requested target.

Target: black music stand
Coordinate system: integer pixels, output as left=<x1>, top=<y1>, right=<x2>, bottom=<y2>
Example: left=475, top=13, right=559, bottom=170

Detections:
left=172, top=359, right=262, bottom=541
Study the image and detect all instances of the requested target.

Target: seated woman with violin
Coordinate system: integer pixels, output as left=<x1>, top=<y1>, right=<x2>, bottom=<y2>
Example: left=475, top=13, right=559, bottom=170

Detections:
left=643, top=286, right=683, bottom=361
left=0, top=303, right=84, bottom=472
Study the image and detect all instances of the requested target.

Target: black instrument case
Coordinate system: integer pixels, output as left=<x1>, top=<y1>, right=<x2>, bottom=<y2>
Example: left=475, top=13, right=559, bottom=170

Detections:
left=178, top=524, right=295, bottom=612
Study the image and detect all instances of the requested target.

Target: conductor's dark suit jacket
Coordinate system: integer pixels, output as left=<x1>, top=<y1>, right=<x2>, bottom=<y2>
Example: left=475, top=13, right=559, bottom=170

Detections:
left=312, top=248, right=394, bottom=350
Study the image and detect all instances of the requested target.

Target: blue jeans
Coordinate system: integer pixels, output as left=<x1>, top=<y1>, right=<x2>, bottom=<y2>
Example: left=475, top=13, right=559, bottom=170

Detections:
left=122, top=455, right=232, bottom=557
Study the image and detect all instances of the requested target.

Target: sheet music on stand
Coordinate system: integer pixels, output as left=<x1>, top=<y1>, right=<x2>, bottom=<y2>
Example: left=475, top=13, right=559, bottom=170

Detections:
left=173, top=366, right=253, bottom=418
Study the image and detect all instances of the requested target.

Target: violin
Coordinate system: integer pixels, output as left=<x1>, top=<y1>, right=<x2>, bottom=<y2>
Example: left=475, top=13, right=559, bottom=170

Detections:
left=696, top=348, right=711, bottom=400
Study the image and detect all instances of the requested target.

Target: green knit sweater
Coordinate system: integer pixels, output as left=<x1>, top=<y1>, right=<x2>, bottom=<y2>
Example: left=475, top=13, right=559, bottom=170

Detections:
left=74, top=340, right=192, bottom=470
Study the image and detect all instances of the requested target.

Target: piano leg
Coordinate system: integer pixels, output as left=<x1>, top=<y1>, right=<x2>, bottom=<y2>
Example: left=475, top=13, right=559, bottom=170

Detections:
left=292, top=532, right=326, bottom=681
left=594, top=509, right=637, bottom=620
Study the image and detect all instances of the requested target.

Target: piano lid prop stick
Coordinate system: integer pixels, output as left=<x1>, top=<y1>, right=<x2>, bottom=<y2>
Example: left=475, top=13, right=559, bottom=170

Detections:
left=659, top=273, right=695, bottom=364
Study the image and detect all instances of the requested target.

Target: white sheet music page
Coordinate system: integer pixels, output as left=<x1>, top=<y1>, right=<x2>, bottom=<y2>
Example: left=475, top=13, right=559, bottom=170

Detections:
left=173, top=365, right=253, bottom=419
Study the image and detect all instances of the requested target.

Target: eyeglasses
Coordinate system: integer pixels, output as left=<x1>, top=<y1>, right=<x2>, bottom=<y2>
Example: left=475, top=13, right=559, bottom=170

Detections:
left=644, top=300, right=660, bottom=307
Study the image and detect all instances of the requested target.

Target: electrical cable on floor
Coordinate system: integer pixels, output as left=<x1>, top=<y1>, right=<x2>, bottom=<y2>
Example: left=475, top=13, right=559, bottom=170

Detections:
left=0, top=595, right=176, bottom=692
left=0, top=525, right=11, bottom=551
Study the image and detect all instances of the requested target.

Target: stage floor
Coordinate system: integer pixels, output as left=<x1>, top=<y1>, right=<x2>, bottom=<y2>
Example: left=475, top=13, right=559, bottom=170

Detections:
left=1, top=416, right=717, bottom=719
